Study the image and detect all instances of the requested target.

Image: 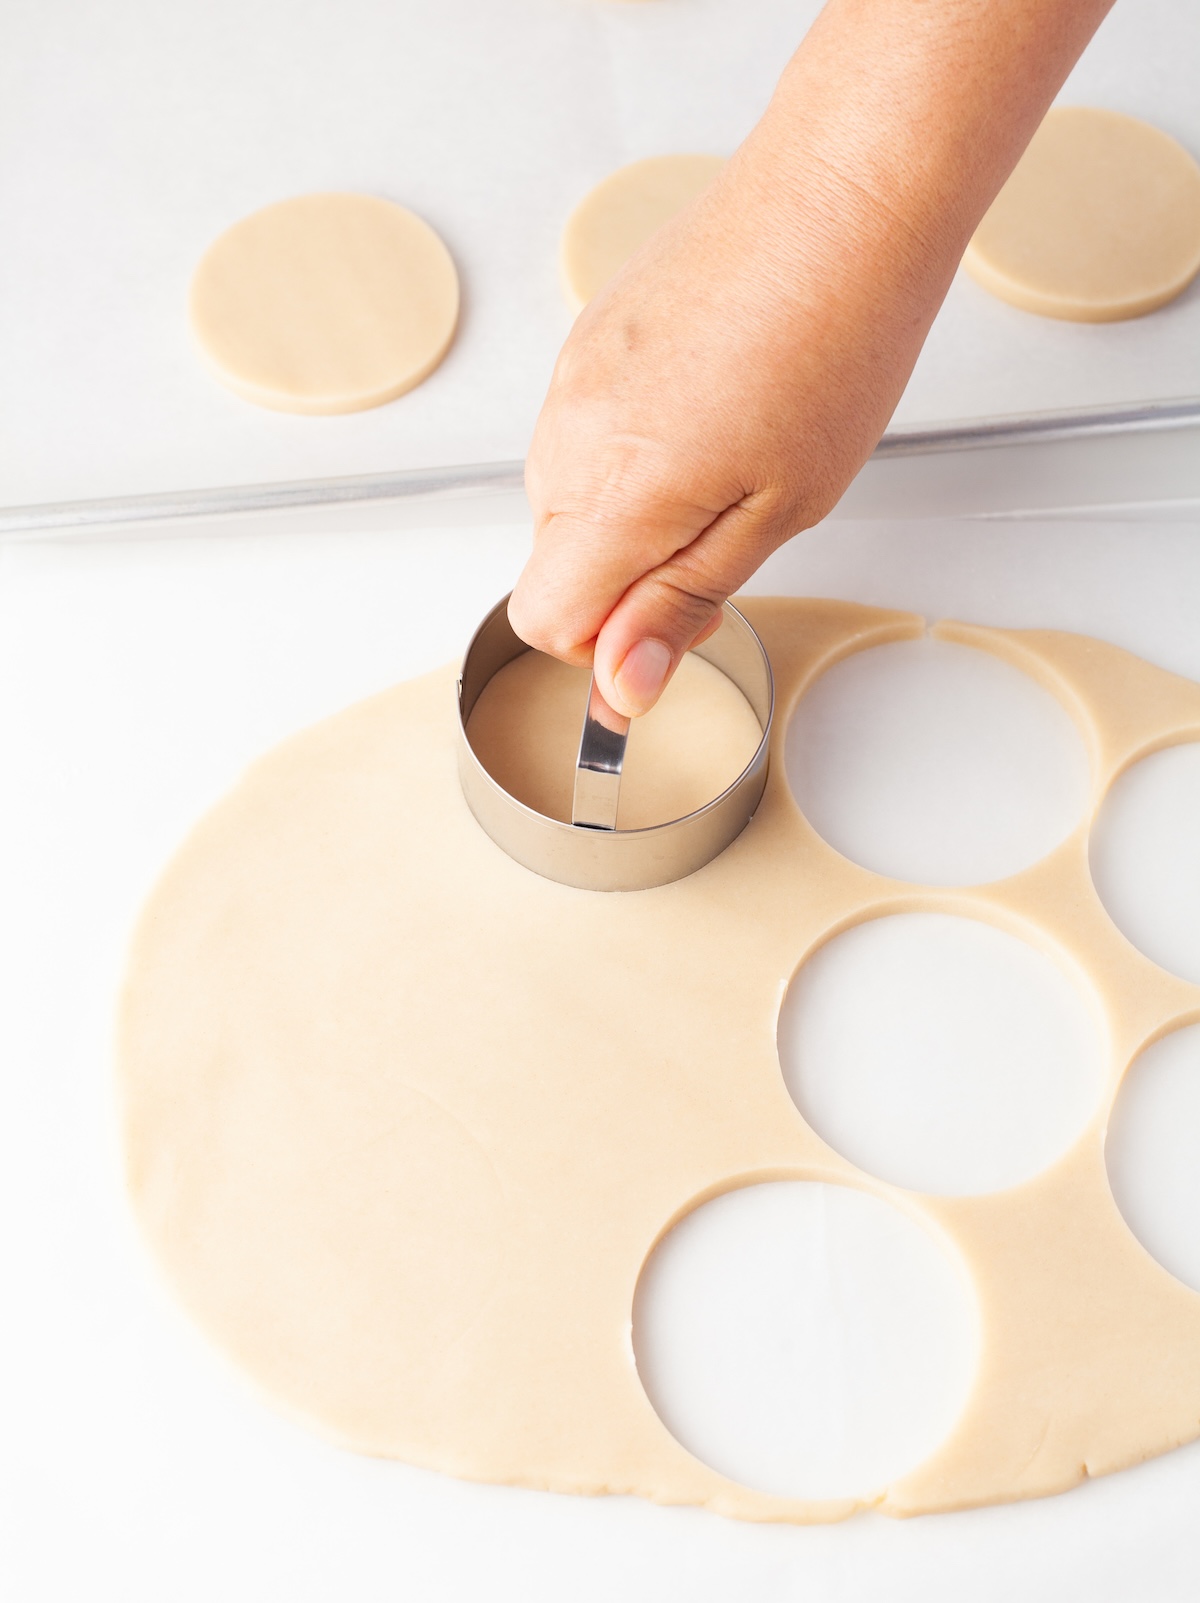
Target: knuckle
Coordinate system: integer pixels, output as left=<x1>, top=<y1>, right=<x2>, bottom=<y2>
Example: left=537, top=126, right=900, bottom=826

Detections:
left=663, top=541, right=740, bottom=605
left=648, top=573, right=725, bottom=640
left=781, top=458, right=854, bottom=532
left=787, top=480, right=839, bottom=532
left=505, top=591, right=543, bottom=648
left=506, top=594, right=587, bottom=663
left=542, top=629, right=591, bottom=663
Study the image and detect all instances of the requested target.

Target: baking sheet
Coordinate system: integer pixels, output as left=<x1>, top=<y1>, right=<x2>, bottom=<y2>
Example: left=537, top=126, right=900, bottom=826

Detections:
left=4, top=510, right=1200, bottom=1601
left=2, top=0, right=1199, bottom=511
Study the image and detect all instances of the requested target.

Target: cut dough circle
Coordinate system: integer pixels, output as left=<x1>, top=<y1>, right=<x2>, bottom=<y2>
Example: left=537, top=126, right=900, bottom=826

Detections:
left=466, top=649, right=761, bottom=828
left=1106, top=1023, right=1200, bottom=1296
left=189, top=193, right=460, bottom=413
left=560, top=154, right=725, bottom=311
left=633, top=1180, right=978, bottom=1500
left=1089, top=741, right=1200, bottom=984
left=963, top=107, right=1200, bottom=321
left=784, top=637, right=1089, bottom=886
left=118, top=600, right=1200, bottom=1523
left=779, top=912, right=1107, bottom=1196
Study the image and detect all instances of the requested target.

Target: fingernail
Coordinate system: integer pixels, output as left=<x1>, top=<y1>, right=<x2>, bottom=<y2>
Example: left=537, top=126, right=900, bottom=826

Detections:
left=614, top=639, right=672, bottom=715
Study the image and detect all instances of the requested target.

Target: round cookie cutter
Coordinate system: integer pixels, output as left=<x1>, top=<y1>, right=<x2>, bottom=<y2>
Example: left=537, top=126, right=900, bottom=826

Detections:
left=456, top=595, right=774, bottom=892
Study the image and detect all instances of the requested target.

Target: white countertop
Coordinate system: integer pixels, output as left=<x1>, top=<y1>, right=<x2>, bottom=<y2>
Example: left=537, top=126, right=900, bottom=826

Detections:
left=5, top=2, right=1200, bottom=1593
left=4, top=509, right=1200, bottom=1602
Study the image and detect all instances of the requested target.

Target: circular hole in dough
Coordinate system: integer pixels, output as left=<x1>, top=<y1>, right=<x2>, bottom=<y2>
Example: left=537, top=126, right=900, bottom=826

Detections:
left=1107, top=1022, right=1200, bottom=1294
left=560, top=154, right=725, bottom=312
left=778, top=912, right=1108, bottom=1195
left=465, top=645, right=760, bottom=829
left=785, top=637, right=1089, bottom=886
left=962, top=106, right=1200, bottom=322
left=632, top=1180, right=978, bottom=1500
left=1090, top=742, right=1200, bottom=984
left=189, top=192, right=460, bottom=414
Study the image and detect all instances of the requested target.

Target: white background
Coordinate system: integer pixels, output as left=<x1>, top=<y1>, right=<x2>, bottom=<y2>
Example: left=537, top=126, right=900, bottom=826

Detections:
left=2, top=0, right=1200, bottom=509
left=4, top=512, right=1200, bottom=1600
left=5, top=0, right=1200, bottom=1593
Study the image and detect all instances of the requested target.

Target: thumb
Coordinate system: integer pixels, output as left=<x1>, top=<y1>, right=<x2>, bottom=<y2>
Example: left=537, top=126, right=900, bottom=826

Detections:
left=592, top=498, right=785, bottom=718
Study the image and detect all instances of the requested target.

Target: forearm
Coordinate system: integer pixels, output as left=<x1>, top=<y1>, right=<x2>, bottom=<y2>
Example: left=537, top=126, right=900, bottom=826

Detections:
left=513, top=0, right=1116, bottom=715
left=705, top=0, right=1118, bottom=498
left=764, top=0, right=1115, bottom=252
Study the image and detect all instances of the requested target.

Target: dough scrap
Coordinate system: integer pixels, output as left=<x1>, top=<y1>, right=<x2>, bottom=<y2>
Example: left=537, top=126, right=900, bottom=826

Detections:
left=118, top=599, right=1200, bottom=1523
left=963, top=106, right=1200, bottom=322
left=560, top=154, right=725, bottom=311
left=189, top=193, right=459, bottom=413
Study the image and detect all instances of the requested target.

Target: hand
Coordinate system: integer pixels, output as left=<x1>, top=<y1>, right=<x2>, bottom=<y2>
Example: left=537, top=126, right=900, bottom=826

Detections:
left=510, top=139, right=915, bottom=717
left=508, top=0, right=1114, bottom=718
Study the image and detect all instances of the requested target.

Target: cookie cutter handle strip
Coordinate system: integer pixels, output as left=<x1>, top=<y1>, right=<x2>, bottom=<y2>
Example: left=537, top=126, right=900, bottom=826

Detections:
left=572, top=676, right=631, bottom=830
left=457, top=595, right=774, bottom=892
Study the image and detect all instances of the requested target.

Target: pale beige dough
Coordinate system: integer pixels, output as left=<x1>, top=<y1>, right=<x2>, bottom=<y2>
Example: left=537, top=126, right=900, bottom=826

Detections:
left=189, top=193, right=459, bottom=413
left=119, top=599, right=1200, bottom=1523
left=560, top=154, right=725, bottom=312
left=963, top=106, right=1200, bottom=321
left=466, top=649, right=760, bottom=828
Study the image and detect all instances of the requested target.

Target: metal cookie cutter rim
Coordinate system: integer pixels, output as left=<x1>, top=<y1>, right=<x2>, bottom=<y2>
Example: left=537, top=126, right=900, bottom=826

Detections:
left=456, top=594, right=774, bottom=892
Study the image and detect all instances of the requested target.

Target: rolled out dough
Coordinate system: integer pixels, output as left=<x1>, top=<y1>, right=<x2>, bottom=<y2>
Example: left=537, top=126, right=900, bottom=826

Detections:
left=466, top=648, right=761, bottom=828
left=189, top=193, right=460, bottom=414
left=963, top=106, right=1200, bottom=322
left=119, top=599, right=1200, bottom=1523
left=560, top=154, right=725, bottom=312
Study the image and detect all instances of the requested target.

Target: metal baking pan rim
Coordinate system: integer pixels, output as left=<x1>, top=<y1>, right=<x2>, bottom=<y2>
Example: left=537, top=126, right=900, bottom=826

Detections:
left=2, top=395, right=1198, bottom=539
